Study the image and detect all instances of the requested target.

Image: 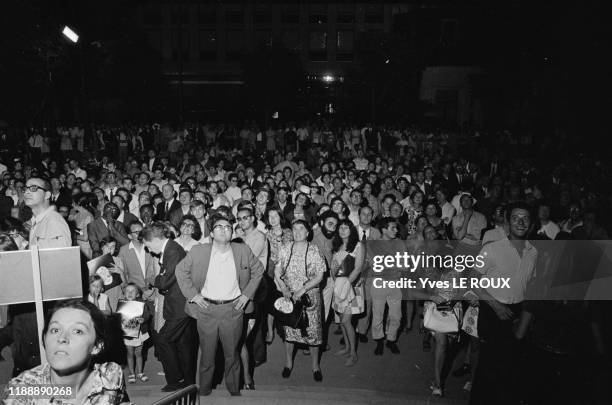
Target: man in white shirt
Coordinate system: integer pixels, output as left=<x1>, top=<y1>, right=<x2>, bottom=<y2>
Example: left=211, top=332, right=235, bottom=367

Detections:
left=176, top=215, right=264, bottom=396
left=24, top=177, right=71, bottom=248
left=69, top=159, right=87, bottom=180
left=536, top=203, right=560, bottom=240
left=347, top=189, right=363, bottom=227
left=482, top=204, right=509, bottom=245
left=436, top=189, right=456, bottom=225
left=471, top=202, right=537, bottom=405
left=224, top=173, right=242, bottom=205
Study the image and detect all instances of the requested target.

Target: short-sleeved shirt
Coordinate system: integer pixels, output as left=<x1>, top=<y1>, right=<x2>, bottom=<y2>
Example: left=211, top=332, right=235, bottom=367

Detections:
left=477, top=237, right=538, bottom=304
left=452, top=210, right=487, bottom=246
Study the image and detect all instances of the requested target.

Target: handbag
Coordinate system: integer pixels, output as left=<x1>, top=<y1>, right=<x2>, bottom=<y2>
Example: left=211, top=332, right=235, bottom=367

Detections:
left=423, top=301, right=462, bottom=334
left=272, top=243, right=312, bottom=333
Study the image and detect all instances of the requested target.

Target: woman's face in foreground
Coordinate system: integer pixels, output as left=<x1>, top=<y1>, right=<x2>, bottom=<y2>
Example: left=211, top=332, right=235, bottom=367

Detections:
left=44, top=308, right=100, bottom=374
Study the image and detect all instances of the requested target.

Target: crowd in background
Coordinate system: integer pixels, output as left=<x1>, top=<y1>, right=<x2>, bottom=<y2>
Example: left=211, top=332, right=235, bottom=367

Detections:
left=0, top=120, right=610, bottom=404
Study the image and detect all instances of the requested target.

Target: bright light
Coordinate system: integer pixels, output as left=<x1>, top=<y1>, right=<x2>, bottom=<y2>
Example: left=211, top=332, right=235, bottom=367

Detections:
left=321, top=74, right=334, bottom=83
left=272, top=111, right=279, bottom=119
left=385, top=59, right=390, bottom=64
left=62, top=26, right=79, bottom=43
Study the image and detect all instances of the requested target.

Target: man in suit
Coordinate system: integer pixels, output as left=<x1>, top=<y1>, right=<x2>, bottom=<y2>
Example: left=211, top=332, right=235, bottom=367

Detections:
left=87, top=202, right=129, bottom=257
left=241, top=167, right=261, bottom=189
left=356, top=205, right=381, bottom=342
left=176, top=214, right=264, bottom=396
left=111, top=195, right=139, bottom=232
left=168, top=188, right=193, bottom=229
left=143, top=222, right=198, bottom=392
left=155, top=184, right=180, bottom=221
left=48, top=177, right=72, bottom=208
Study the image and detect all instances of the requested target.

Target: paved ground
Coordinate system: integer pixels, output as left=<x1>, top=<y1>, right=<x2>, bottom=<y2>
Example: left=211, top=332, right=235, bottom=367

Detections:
left=1, top=326, right=470, bottom=404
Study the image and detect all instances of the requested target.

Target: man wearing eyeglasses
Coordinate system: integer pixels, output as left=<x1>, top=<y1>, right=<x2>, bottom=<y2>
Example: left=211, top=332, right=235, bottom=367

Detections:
left=176, top=214, right=264, bottom=396
left=24, top=177, right=71, bottom=249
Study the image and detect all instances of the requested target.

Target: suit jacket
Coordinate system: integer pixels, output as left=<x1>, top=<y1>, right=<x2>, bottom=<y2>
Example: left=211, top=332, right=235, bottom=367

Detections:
left=87, top=218, right=130, bottom=257
left=118, top=242, right=157, bottom=291
left=119, top=211, right=139, bottom=231
left=49, top=189, right=72, bottom=208
left=241, top=178, right=261, bottom=190
left=154, top=239, right=187, bottom=320
left=155, top=200, right=181, bottom=221
left=176, top=242, right=264, bottom=317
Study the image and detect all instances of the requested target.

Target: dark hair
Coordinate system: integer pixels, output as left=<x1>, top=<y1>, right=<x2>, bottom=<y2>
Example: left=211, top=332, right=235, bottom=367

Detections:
left=210, top=213, right=232, bottom=229
left=377, top=217, right=398, bottom=232
left=0, top=233, right=18, bottom=251
left=99, top=236, right=116, bottom=250
left=42, top=299, right=106, bottom=361
left=124, top=282, right=143, bottom=297
left=141, top=221, right=172, bottom=241
left=330, top=196, right=350, bottom=218
left=237, top=206, right=258, bottom=228
left=505, top=201, right=532, bottom=222
left=264, top=208, right=290, bottom=230
left=332, top=219, right=359, bottom=253
left=424, top=201, right=442, bottom=218
left=179, top=214, right=202, bottom=241
left=318, top=209, right=339, bottom=224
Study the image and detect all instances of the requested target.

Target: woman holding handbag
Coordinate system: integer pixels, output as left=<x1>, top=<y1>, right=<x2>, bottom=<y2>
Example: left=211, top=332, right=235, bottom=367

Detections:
left=411, top=225, right=465, bottom=397
left=330, top=219, right=365, bottom=367
left=274, top=220, right=326, bottom=382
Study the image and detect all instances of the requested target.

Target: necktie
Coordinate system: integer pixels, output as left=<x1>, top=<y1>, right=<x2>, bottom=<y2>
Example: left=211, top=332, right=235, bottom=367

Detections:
left=362, top=229, right=367, bottom=242
left=166, top=202, right=170, bottom=215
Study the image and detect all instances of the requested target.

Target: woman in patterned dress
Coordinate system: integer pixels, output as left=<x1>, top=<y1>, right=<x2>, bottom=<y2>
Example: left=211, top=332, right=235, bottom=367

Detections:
left=274, top=220, right=326, bottom=382
left=264, top=208, right=293, bottom=344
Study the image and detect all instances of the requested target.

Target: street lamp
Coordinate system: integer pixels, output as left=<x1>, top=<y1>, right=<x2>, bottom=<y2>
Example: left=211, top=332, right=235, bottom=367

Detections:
left=62, top=26, right=79, bottom=43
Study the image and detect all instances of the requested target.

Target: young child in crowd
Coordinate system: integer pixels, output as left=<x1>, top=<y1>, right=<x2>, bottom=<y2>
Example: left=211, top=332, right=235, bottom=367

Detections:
left=87, top=275, right=111, bottom=316
left=120, top=282, right=153, bottom=383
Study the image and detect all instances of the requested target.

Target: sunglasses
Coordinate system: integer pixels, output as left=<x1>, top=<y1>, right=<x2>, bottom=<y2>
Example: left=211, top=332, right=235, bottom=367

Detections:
left=181, top=222, right=195, bottom=228
left=237, top=215, right=252, bottom=221
left=213, top=224, right=233, bottom=232
left=21, top=185, right=48, bottom=193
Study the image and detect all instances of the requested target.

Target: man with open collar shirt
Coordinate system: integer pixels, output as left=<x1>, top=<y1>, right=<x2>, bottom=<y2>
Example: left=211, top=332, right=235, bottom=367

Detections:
left=176, top=214, right=264, bottom=397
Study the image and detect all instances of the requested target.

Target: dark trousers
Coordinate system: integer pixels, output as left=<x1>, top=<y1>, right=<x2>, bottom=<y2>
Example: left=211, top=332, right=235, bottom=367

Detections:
left=156, top=317, right=198, bottom=385
left=469, top=303, right=522, bottom=405
left=196, top=302, right=243, bottom=394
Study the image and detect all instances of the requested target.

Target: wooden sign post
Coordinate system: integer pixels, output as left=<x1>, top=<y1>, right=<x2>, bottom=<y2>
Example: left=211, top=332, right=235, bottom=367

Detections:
left=0, top=246, right=82, bottom=364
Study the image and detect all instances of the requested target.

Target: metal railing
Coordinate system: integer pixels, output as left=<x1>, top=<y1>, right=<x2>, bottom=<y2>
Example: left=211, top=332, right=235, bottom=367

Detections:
left=151, top=385, right=200, bottom=405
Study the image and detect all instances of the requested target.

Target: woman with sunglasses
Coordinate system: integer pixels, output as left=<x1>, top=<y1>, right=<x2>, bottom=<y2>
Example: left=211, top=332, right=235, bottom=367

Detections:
left=176, top=214, right=202, bottom=252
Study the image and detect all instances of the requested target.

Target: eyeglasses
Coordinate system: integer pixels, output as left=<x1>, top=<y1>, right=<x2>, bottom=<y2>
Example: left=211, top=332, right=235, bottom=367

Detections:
left=181, top=222, right=195, bottom=228
left=213, top=224, right=233, bottom=232
left=21, top=185, right=48, bottom=193
left=237, top=215, right=251, bottom=221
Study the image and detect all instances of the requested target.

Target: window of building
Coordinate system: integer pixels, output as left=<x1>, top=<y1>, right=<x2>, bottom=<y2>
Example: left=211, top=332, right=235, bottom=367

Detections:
left=170, top=10, right=189, bottom=25
left=336, top=4, right=355, bottom=24
left=336, top=30, right=354, bottom=61
left=309, top=14, right=327, bottom=24
left=309, top=4, right=327, bottom=24
left=198, top=9, right=216, bottom=25
left=171, top=30, right=190, bottom=61
left=199, top=30, right=217, bottom=61
left=225, top=10, right=244, bottom=25
left=364, top=5, right=384, bottom=24
left=309, top=31, right=327, bottom=61
left=226, top=30, right=244, bottom=61
left=254, top=5, right=272, bottom=24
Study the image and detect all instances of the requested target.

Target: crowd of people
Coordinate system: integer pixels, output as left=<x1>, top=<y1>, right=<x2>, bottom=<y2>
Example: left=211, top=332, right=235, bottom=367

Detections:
left=0, top=120, right=610, bottom=404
